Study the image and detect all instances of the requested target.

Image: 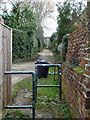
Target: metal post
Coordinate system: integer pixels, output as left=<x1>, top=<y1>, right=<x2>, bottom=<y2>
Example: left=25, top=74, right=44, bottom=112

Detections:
left=35, top=64, right=62, bottom=102
left=32, top=73, right=36, bottom=120
left=59, top=65, right=62, bottom=101
left=54, top=67, right=56, bottom=81
left=35, top=66, right=38, bottom=102
left=57, top=67, right=59, bottom=81
left=4, top=71, right=36, bottom=120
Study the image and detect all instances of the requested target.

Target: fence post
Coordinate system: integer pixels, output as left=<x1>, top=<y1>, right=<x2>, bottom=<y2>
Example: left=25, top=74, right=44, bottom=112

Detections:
left=0, top=22, right=12, bottom=119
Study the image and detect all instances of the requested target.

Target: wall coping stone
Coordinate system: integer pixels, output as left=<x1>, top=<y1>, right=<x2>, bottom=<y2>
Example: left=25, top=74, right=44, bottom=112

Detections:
left=84, top=74, right=90, bottom=78
left=85, top=58, right=90, bottom=61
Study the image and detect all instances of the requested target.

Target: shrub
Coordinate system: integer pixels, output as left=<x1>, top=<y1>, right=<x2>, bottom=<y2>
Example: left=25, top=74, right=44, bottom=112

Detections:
left=37, top=38, right=43, bottom=52
left=12, top=29, right=38, bottom=62
left=43, top=41, right=47, bottom=48
left=2, top=3, right=38, bottom=62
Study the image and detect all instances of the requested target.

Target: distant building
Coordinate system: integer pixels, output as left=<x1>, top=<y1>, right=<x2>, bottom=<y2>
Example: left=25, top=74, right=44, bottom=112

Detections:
left=44, top=37, right=50, bottom=42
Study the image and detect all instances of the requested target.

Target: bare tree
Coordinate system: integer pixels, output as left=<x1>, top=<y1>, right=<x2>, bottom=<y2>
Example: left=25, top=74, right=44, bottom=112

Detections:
left=23, top=0, right=56, bottom=41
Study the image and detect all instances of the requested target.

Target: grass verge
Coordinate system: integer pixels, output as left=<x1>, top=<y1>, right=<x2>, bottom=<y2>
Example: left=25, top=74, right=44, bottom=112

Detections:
left=36, top=67, right=71, bottom=118
left=12, top=78, right=32, bottom=102
left=3, top=110, right=30, bottom=120
left=4, top=67, right=71, bottom=119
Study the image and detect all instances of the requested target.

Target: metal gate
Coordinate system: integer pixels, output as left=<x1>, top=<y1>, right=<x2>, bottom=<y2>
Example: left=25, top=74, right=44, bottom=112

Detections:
left=4, top=71, right=36, bottom=120
left=35, top=64, right=62, bottom=102
left=4, top=64, right=61, bottom=120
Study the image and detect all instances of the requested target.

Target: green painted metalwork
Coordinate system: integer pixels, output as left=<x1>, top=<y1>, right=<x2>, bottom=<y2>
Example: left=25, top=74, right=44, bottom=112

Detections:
left=4, top=71, right=36, bottom=120
left=4, top=71, right=35, bottom=74
left=35, top=65, right=38, bottom=102
left=4, top=105, right=33, bottom=109
left=4, top=64, right=62, bottom=119
left=35, top=64, right=61, bottom=67
left=37, top=85, right=60, bottom=87
left=59, top=65, right=62, bottom=101
left=35, top=64, right=62, bottom=101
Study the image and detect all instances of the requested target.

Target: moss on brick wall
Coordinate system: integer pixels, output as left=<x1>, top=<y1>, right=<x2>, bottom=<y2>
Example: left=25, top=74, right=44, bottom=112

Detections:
left=61, top=25, right=90, bottom=118
left=62, top=62, right=89, bottom=118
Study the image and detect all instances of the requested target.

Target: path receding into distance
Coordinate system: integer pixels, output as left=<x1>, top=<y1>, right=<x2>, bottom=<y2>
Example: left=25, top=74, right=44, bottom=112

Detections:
left=12, top=49, right=56, bottom=118
left=12, top=49, right=54, bottom=85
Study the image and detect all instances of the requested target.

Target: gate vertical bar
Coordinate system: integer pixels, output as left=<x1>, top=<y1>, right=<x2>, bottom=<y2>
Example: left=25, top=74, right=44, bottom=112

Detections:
left=59, top=64, right=62, bottom=101
left=35, top=66, right=38, bottom=102
left=54, top=67, right=56, bottom=81
left=32, top=72, right=36, bottom=120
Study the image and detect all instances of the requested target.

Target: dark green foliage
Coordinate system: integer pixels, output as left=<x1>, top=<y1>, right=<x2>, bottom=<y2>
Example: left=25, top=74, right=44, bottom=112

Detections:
left=57, top=2, right=78, bottom=44
left=12, top=29, right=26, bottom=60
left=61, top=34, right=68, bottom=62
left=12, top=29, right=38, bottom=62
left=2, top=4, right=37, bottom=33
left=50, top=2, right=80, bottom=63
left=2, top=3, right=38, bottom=61
left=4, top=110, right=30, bottom=119
left=37, top=38, right=43, bottom=52
left=50, top=32, right=57, bottom=43
left=43, top=41, right=47, bottom=48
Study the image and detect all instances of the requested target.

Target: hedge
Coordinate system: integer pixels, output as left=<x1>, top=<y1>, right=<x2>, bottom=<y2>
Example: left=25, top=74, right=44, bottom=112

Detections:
left=12, top=29, right=38, bottom=62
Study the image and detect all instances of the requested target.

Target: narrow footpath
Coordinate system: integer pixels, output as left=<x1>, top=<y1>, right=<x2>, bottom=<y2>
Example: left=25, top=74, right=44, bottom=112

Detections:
left=0, top=49, right=55, bottom=117
left=4, top=49, right=71, bottom=119
left=12, top=49, right=56, bottom=118
left=12, top=49, right=55, bottom=85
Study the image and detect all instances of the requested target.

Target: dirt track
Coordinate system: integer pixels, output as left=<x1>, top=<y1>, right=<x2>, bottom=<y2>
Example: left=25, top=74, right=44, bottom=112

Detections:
left=12, top=49, right=56, bottom=118
left=12, top=49, right=54, bottom=85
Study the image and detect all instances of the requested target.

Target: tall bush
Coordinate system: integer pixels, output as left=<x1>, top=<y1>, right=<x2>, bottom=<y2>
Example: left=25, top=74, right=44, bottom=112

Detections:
left=12, top=29, right=38, bottom=62
left=2, top=3, right=38, bottom=61
left=37, top=38, right=43, bottom=52
left=57, top=1, right=81, bottom=44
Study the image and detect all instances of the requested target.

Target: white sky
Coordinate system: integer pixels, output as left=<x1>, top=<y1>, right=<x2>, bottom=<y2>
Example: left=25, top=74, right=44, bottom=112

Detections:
left=0, top=0, right=88, bottom=37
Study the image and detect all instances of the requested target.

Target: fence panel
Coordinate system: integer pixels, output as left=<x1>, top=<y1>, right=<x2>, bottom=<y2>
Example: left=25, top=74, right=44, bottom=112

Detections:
left=0, top=22, right=12, bottom=119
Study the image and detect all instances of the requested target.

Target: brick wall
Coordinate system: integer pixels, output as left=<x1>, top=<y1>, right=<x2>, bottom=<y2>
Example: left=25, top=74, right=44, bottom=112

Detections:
left=62, top=2, right=90, bottom=118
left=66, top=26, right=88, bottom=69
left=62, top=63, right=90, bottom=118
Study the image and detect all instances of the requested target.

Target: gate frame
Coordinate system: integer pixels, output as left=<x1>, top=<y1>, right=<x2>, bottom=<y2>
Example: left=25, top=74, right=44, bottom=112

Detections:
left=0, top=22, right=62, bottom=120
left=4, top=71, right=36, bottom=120
left=35, top=64, right=62, bottom=102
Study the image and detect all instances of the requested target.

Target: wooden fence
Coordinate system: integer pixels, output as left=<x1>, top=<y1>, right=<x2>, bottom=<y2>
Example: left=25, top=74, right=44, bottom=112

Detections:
left=0, top=22, right=12, bottom=119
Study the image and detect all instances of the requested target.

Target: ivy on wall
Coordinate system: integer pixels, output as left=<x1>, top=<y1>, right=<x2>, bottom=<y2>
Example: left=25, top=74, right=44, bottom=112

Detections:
left=61, top=34, right=68, bottom=62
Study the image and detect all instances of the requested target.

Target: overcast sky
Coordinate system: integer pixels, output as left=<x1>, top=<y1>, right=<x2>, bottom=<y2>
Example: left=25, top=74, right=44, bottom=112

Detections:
left=43, top=0, right=87, bottom=37
left=0, top=0, right=87, bottom=37
left=44, top=0, right=87, bottom=37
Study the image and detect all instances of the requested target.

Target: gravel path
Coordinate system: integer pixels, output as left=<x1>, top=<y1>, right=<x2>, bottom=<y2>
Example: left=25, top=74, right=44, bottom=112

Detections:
left=12, top=49, right=55, bottom=118
left=0, top=49, right=55, bottom=119
left=12, top=49, right=54, bottom=85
